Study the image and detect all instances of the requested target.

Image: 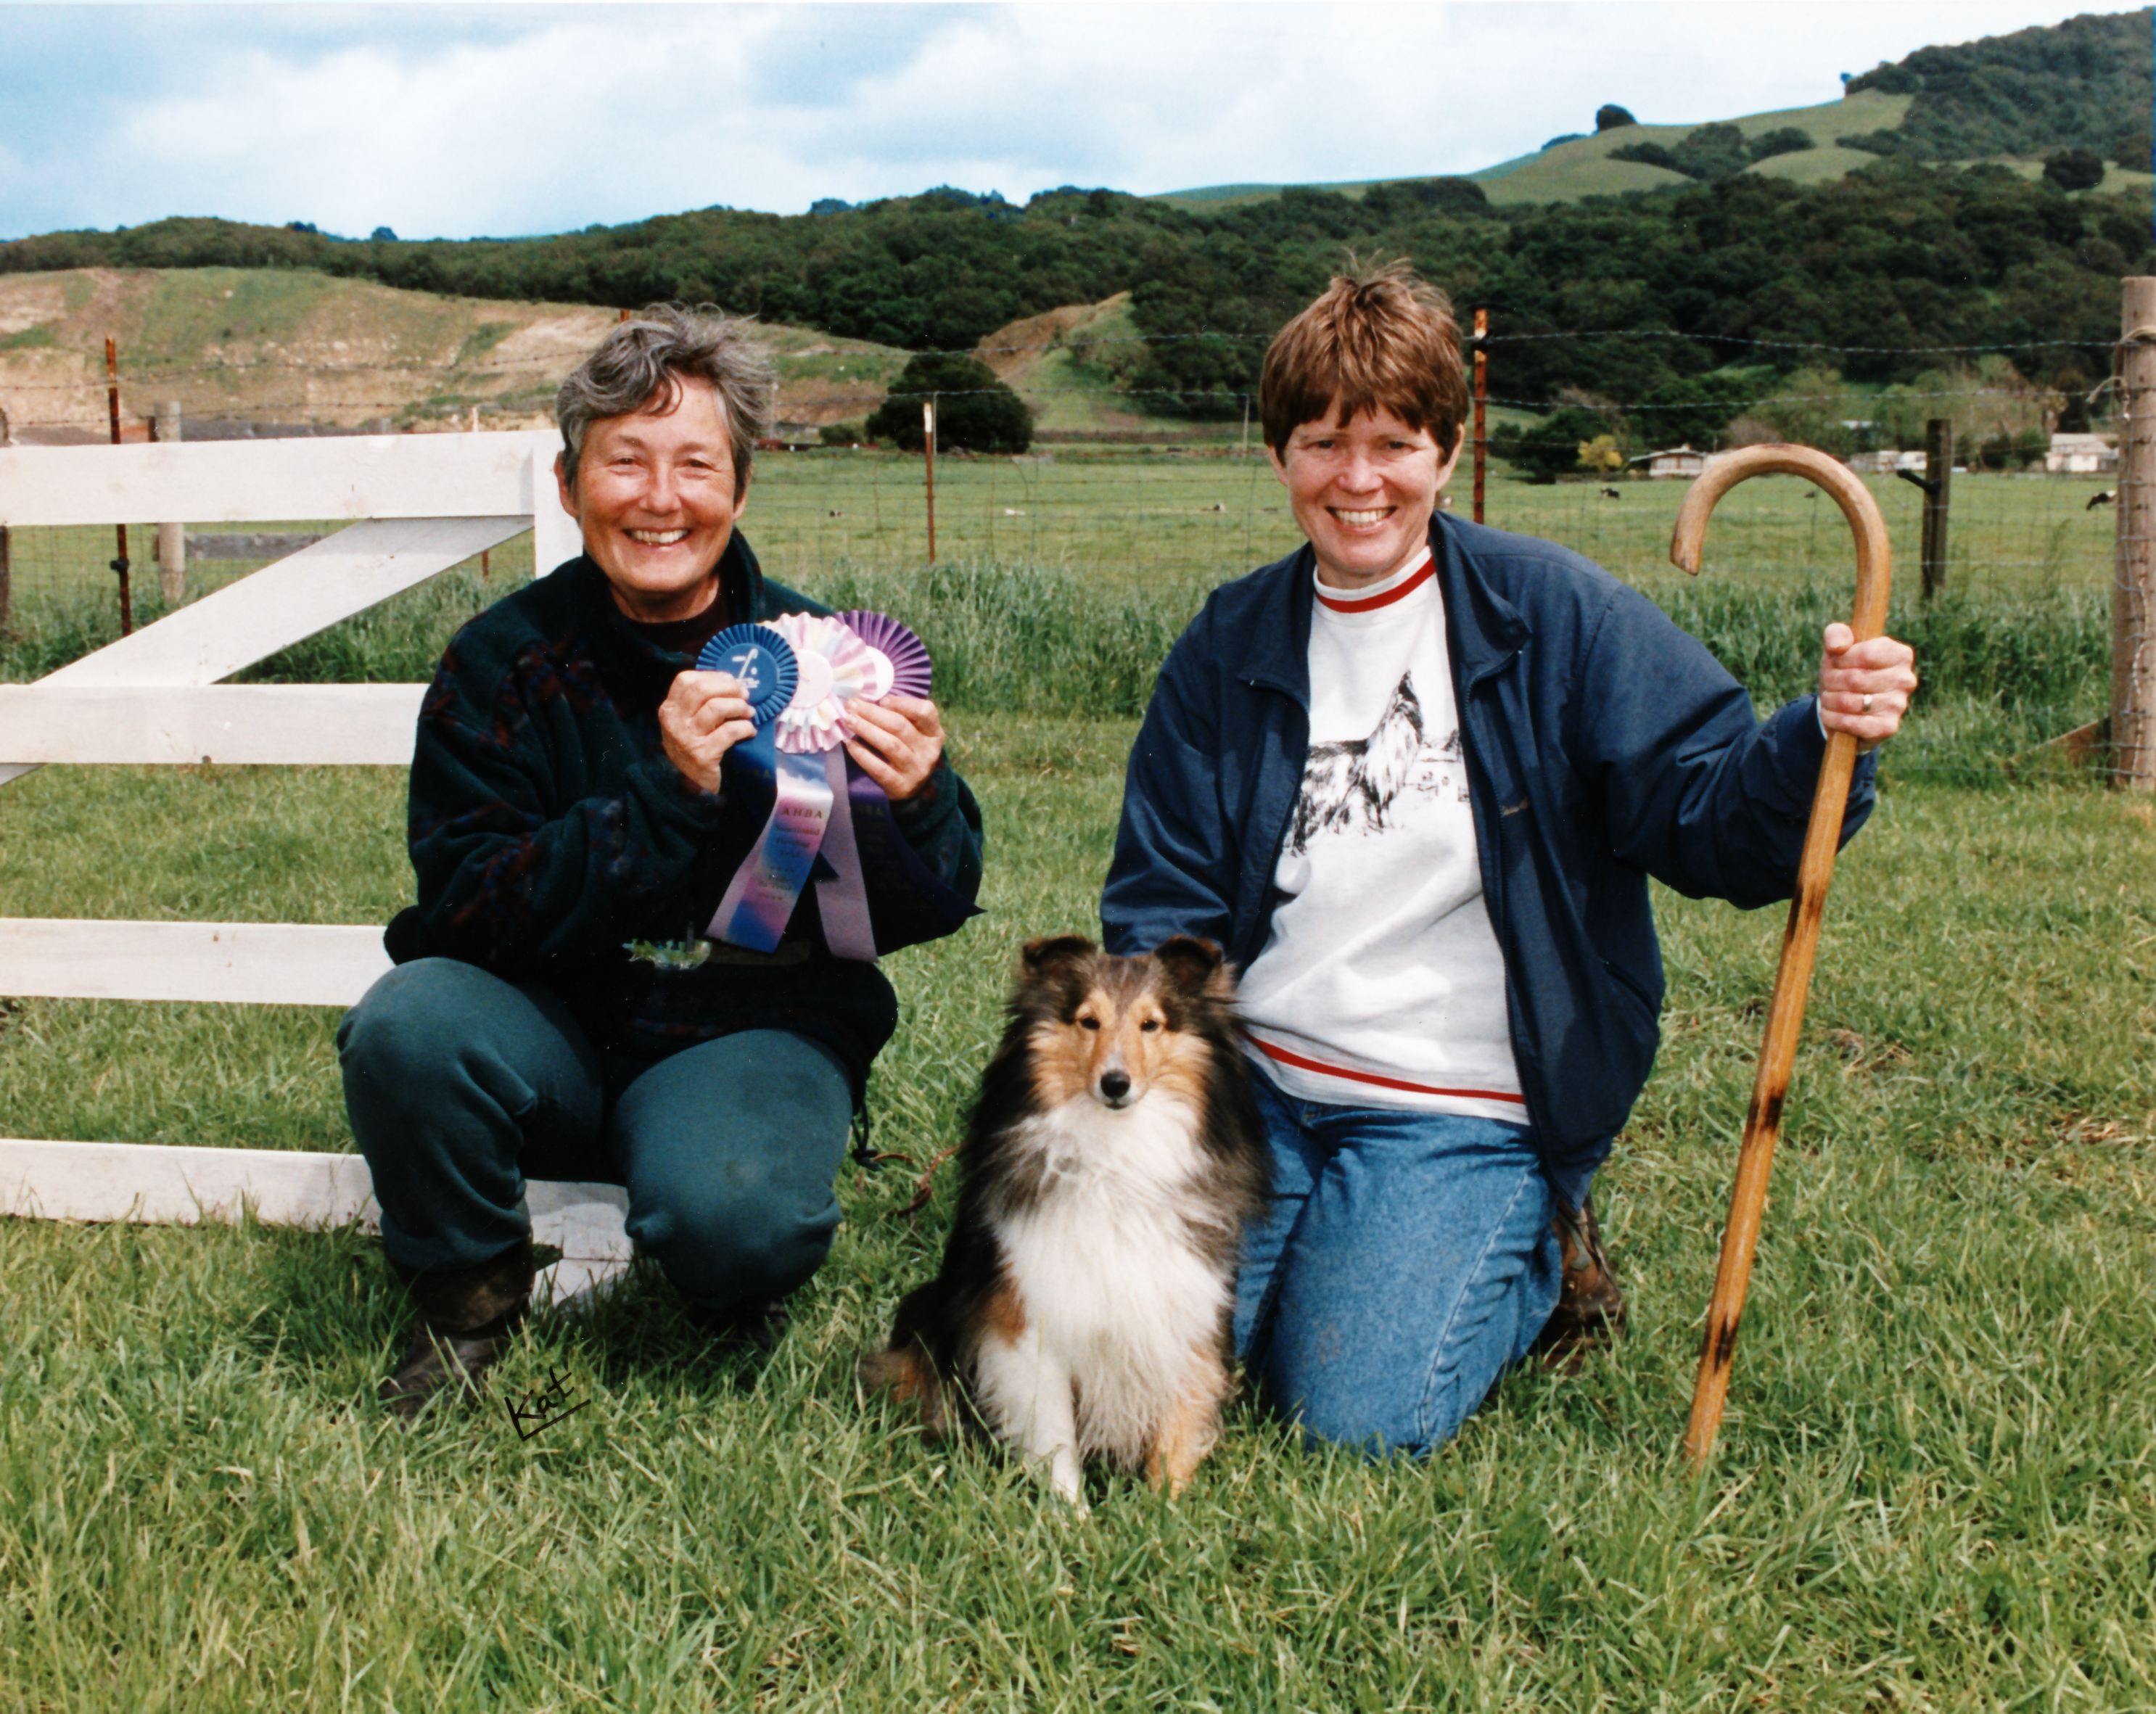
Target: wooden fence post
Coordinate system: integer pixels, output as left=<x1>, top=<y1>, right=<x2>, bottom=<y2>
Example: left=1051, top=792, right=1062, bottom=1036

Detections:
left=104, top=337, right=132, bottom=636
left=1473, top=308, right=1488, bottom=526
left=2113, top=276, right=2156, bottom=791
left=154, top=401, right=185, bottom=603
left=1921, top=417, right=1952, bottom=602
left=923, top=398, right=937, bottom=566
left=0, top=400, right=10, bottom=634
left=0, top=520, right=11, bottom=635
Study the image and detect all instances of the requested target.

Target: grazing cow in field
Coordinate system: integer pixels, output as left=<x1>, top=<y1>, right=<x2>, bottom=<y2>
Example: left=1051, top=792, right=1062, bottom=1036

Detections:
left=2087, top=490, right=2116, bottom=512
left=1599, top=487, right=1623, bottom=500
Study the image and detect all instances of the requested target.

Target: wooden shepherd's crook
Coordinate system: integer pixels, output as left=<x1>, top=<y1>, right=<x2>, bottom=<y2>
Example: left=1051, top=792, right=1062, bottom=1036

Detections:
left=1669, top=444, right=1892, bottom=1467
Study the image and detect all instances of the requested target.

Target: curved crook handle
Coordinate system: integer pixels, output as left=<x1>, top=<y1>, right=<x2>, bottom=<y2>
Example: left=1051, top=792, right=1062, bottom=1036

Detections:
left=1669, top=443, right=1893, bottom=643
left=1673, top=443, right=1893, bottom=1467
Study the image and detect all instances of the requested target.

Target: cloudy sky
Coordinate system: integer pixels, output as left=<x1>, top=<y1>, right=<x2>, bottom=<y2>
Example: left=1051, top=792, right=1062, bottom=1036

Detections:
left=0, top=0, right=2144, bottom=242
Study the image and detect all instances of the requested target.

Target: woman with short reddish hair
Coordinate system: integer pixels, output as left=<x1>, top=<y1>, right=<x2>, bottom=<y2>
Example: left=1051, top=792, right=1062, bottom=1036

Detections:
left=1103, top=262, right=1915, bottom=1455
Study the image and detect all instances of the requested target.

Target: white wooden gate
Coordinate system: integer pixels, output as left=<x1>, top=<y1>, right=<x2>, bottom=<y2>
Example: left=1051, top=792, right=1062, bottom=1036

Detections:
left=0, top=432, right=630, bottom=1295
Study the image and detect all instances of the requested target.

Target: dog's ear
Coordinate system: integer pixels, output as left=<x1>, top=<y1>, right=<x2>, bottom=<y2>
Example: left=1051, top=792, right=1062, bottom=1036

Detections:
left=1153, top=935, right=1233, bottom=998
left=1021, top=935, right=1097, bottom=982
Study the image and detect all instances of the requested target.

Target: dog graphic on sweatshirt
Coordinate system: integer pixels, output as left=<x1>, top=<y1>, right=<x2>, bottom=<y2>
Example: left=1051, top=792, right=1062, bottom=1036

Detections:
left=1288, top=675, right=1465, bottom=857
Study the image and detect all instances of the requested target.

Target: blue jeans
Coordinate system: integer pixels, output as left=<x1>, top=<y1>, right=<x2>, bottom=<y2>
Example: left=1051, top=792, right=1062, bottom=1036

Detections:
left=1233, top=1073, right=1561, bottom=1457
left=338, top=958, right=854, bottom=1311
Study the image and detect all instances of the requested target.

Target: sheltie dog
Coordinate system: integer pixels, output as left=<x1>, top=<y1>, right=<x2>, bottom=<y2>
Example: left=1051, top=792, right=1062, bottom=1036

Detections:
left=860, top=934, right=1268, bottom=1508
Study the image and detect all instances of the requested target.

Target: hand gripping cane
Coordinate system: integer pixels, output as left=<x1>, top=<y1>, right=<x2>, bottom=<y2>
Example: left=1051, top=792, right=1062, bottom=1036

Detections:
left=1668, top=445, right=1892, bottom=1467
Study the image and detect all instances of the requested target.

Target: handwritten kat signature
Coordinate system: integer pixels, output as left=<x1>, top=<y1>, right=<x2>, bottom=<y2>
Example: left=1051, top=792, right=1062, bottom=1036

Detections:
left=506, top=1365, right=591, bottom=1441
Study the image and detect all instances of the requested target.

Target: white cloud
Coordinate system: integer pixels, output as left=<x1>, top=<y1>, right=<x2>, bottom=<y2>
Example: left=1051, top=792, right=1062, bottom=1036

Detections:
left=2, top=0, right=2145, bottom=236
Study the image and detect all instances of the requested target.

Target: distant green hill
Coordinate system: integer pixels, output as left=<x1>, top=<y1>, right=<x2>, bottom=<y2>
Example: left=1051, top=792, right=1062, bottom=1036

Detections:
left=0, top=265, right=913, bottom=437
left=1, top=10, right=2146, bottom=436
left=1846, top=7, right=2152, bottom=161
left=1153, top=7, right=2152, bottom=210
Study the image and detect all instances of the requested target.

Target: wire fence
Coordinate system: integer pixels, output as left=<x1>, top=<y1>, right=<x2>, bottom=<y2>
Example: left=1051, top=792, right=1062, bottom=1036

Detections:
left=0, top=316, right=2135, bottom=786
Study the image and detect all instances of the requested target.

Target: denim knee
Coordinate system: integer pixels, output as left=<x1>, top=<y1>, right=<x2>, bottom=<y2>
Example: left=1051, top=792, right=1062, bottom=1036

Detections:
left=1235, top=1086, right=1561, bottom=1459
left=1276, top=1252, right=1556, bottom=1458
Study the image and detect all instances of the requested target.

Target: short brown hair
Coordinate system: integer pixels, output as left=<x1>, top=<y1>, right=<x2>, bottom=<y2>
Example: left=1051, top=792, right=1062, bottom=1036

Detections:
left=556, top=302, right=777, bottom=492
left=1259, top=261, right=1468, bottom=458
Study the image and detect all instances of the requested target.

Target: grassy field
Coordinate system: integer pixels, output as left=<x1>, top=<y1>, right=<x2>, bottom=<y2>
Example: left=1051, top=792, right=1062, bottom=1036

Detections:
left=3, top=450, right=2118, bottom=606
left=3, top=722, right=2155, bottom=1707
left=1, top=449, right=2147, bottom=1707
left=4, top=453, right=2123, bottom=780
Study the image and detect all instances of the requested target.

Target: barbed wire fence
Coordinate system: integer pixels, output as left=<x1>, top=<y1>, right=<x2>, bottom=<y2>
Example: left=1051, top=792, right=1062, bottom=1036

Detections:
left=0, top=301, right=2140, bottom=784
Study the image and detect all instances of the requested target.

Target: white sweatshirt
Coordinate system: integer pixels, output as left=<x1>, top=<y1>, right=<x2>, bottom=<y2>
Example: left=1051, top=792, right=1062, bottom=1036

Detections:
left=1235, top=546, right=1525, bottom=1121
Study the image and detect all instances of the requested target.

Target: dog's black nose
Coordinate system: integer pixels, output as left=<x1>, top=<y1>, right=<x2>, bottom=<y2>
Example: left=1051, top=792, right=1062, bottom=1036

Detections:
left=1098, top=1070, right=1131, bottom=1104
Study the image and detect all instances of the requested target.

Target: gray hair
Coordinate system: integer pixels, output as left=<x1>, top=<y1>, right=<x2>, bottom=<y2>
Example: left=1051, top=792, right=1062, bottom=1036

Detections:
left=555, top=303, right=778, bottom=491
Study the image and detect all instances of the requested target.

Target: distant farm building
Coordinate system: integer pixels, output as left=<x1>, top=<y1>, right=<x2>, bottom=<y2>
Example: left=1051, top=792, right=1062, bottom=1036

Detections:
left=2046, top=433, right=2119, bottom=475
left=1634, top=446, right=1706, bottom=479
left=1848, top=449, right=1932, bottom=474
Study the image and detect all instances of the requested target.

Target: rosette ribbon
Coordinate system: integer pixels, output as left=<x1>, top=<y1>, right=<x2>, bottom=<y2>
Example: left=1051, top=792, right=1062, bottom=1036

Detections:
left=696, top=611, right=977, bottom=960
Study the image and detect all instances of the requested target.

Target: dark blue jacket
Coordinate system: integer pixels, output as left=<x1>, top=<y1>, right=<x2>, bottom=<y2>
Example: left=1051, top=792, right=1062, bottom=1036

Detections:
left=1101, top=512, right=1875, bottom=1206
left=390, top=535, right=984, bottom=1095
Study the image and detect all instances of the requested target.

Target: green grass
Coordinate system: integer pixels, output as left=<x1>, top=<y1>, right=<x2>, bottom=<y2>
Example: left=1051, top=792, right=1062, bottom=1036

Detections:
left=1, top=450, right=2112, bottom=609
left=0, top=453, right=2141, bottom=1703
left=1, top=461, right=2122, bottom=778
left=3, top=725, right=2155, bottom=1707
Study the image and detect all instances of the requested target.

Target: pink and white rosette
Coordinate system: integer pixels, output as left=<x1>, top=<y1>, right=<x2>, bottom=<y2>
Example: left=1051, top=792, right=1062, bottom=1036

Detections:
left=769, top=614, right=892, bottom=754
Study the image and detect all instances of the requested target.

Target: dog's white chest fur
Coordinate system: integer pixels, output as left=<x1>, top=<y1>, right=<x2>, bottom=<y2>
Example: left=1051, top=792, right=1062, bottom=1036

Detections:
left=978, top=1095, right=1235, bottom=1474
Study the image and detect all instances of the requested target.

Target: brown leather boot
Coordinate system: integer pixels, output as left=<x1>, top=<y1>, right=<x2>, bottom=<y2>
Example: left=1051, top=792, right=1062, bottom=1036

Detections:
left=1531, top=1197, right=1628, bottom=1373
left=380, top=1237, right=535, bottom=1418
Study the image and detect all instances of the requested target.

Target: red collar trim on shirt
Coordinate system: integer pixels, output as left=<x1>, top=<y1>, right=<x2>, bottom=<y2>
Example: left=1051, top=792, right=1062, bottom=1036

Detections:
left=1314, top=550, right=1435, bottom=614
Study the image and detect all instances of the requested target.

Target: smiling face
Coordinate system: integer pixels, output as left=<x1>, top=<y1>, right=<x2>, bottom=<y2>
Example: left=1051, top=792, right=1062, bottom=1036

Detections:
left=1269, top=404, right=1463, bottom=591
left=556, top=379, right=749, bottom=623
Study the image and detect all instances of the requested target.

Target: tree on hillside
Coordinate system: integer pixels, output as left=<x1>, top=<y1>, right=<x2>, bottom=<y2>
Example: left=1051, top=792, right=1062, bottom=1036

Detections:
left=1614, top=123, right=1764, bottom=182
left=1844, top=8, right=2152, bottom=162
left=1490, top=405, right=1624, bottom=483
left=866, top=353, right=1034, bottom=453
left=1671, top=124, right=1751, bottom=181
left=1609, top=140, right=1684, bottom=175
left=1635, top=376, right=1740, bottom=451
left=1748, top=128, right=1815, bottom=162
left=1596, top=105, right=1637, bottom=131
left=2043, top=149, right=2106, bottom=191
left=1361, top=178, right=1491, bottom=219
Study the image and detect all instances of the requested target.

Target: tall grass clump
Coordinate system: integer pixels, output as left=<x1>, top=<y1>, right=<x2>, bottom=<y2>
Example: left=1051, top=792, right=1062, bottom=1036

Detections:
left=236, top=564, right=504, bottom=685
left=0, top=582, right=149, bottom=683
left=4, top=546, right=2111, bottom=781
left=797, top=556, right=1209, bottom=719
left=0, top=562, right=505, bottom=687
left=1657, top=577, right=2110, bottom=714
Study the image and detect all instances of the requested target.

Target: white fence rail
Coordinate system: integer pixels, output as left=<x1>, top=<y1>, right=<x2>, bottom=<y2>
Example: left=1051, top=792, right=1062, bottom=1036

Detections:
left=0, top=432, right=628, bottom=1287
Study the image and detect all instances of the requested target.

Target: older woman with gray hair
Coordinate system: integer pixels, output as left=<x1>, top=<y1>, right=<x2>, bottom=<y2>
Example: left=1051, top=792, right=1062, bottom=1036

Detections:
left=340, top=305, right=984, bottom=1415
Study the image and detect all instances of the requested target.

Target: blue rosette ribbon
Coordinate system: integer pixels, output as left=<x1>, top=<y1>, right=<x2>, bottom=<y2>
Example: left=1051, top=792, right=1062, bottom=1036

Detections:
left=696, top=624, right=797, bottom=726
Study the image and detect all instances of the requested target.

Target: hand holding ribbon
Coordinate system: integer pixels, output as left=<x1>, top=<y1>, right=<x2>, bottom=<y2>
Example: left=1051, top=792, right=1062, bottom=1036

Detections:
left=842, top=692, right=945, bottom=801
left=658, top=670, right=757, bottom=794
